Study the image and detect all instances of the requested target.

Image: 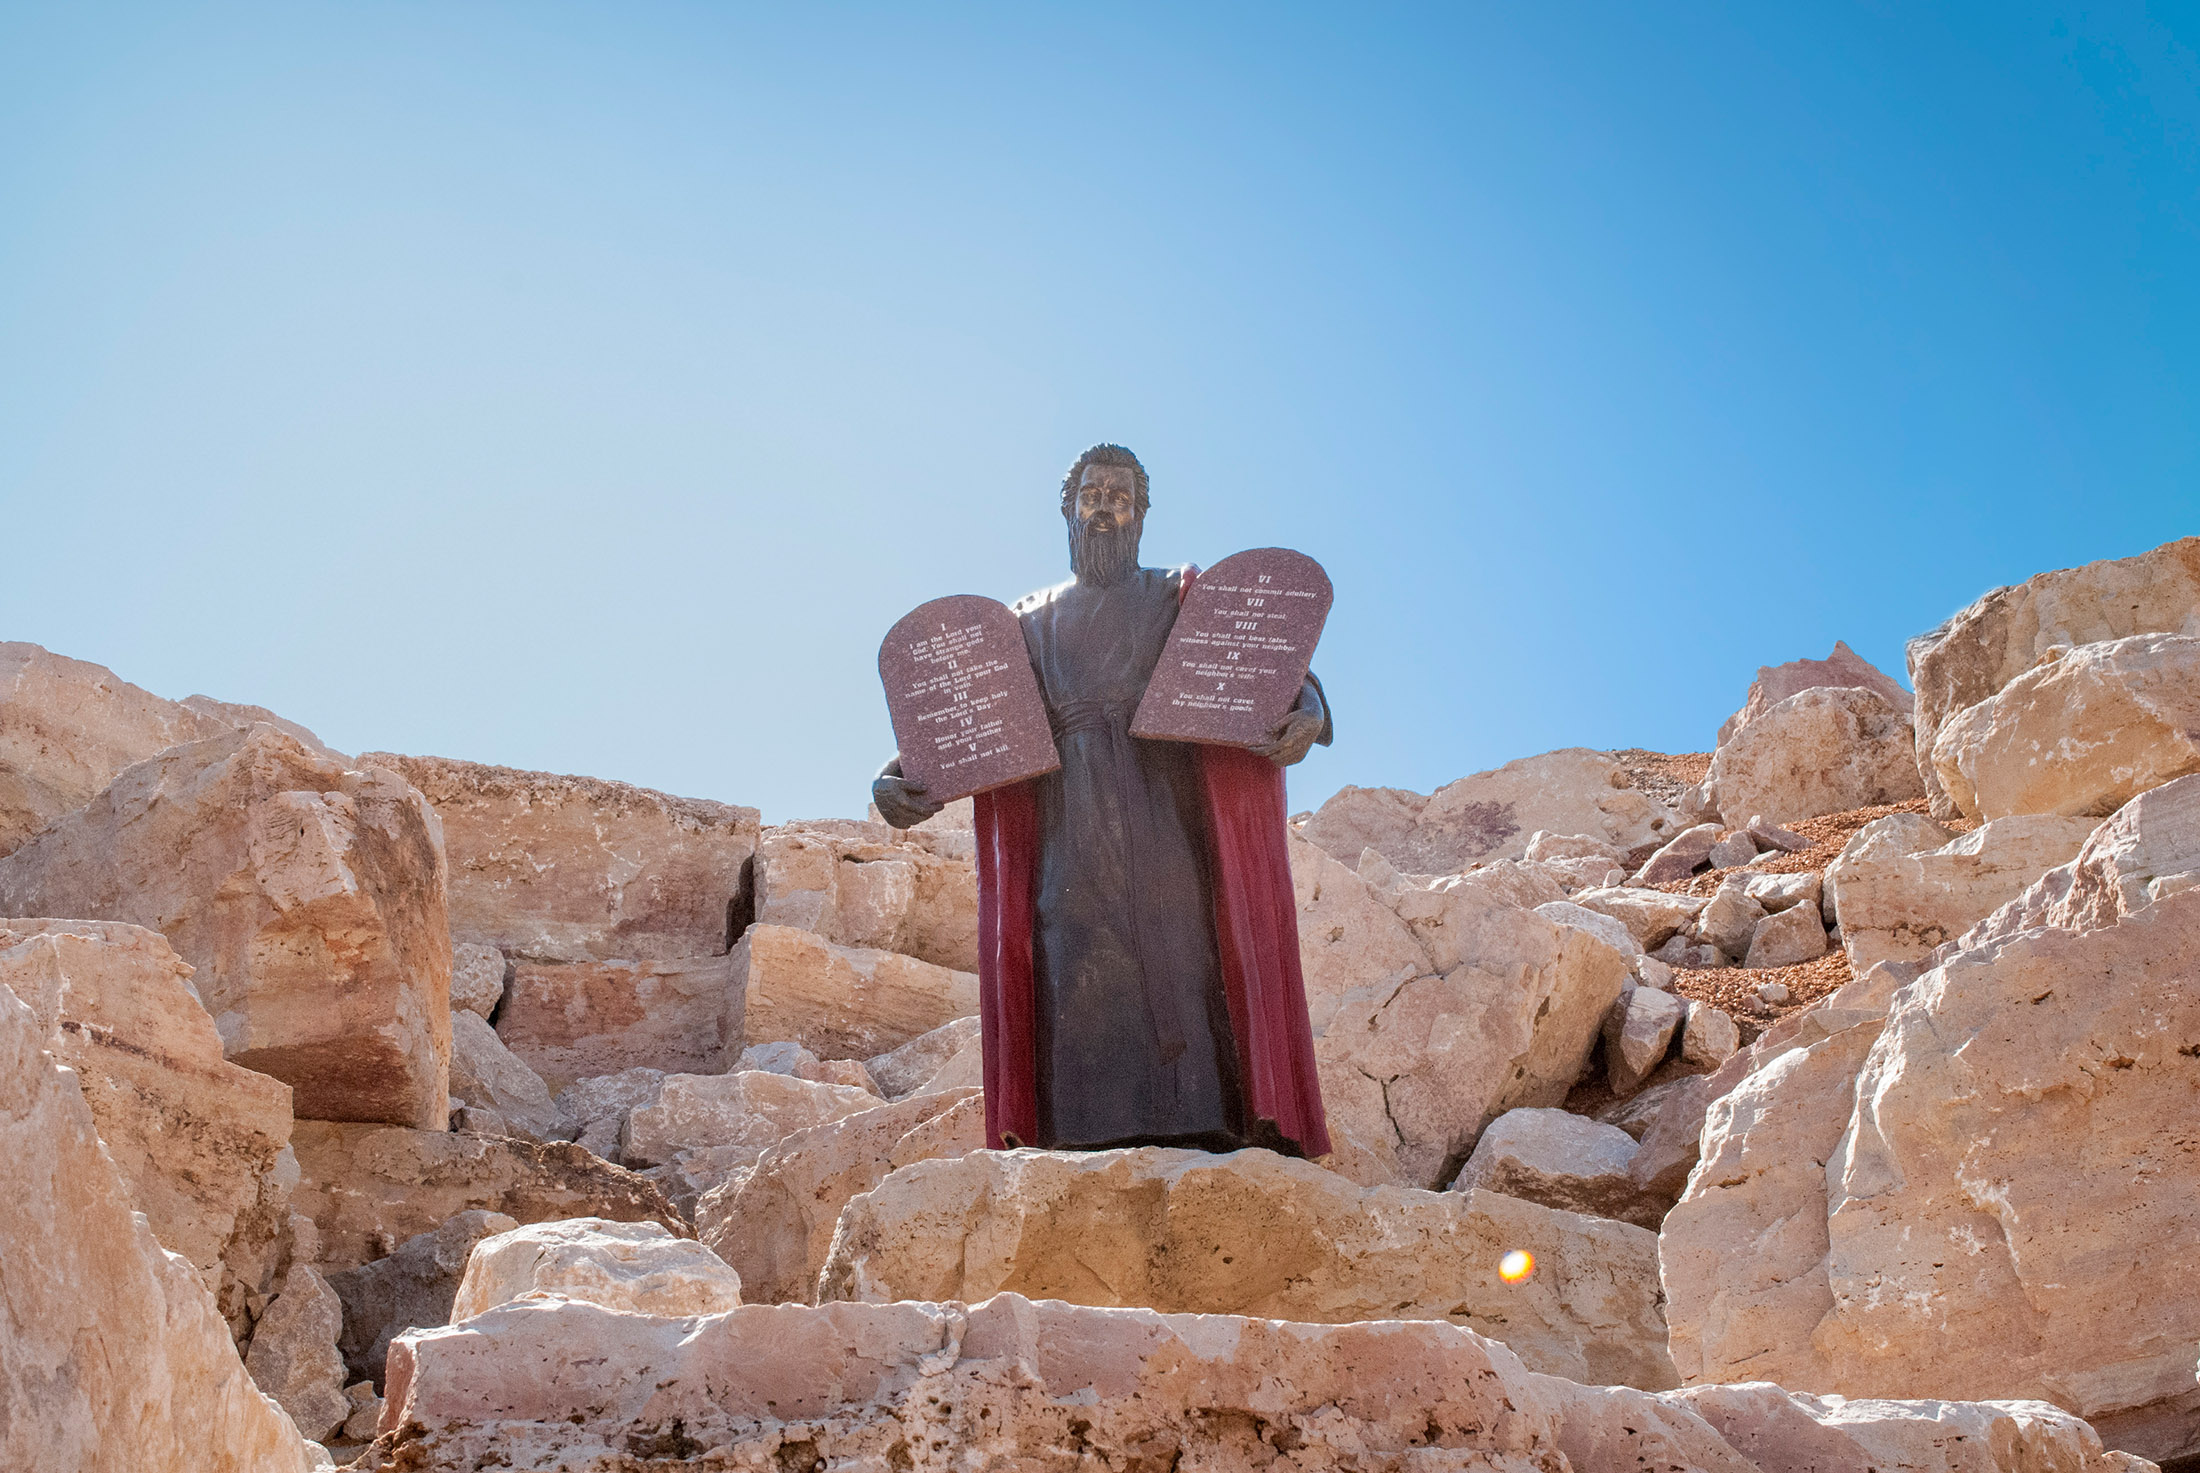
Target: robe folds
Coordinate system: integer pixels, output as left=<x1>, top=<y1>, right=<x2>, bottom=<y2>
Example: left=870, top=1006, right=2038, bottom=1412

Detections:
left=973, top=564, right=1332, bottom=1158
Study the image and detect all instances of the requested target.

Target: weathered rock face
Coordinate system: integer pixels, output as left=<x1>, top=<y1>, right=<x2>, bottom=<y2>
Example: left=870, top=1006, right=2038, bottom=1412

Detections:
left=495, top=952, right=740, bottom=1092
left=379, top=1291, right=2140, bottom=1473
left=863, top=1014, right=982, bottom=1099
left=1717, top=639, right=1915, bottom=747
left=1665, top=879, right=2200, bottom=1463
left=0, top=725, right=453, bottom=1128
left=752, top=823, right=978, bottom=972
left=1814, top=886, right=2200, bottom=1460
left=1699, top=686, right=1925, bottom=826
left=290, top=1120, right=686, bottom=1273
left=0, top=982, right=318, bottom=1473
left=244, top=1264, right=350, bottom=1441
left=1827, top=812, right=2098, bottom=970
left=620, top=1068, right=885, bottom=1178
left=449, top=1009, right=563, bottom=1141
left=450, top=1216, right=743, bottom=1321
left=1908, top=534, right=2200, bottom=819
left=1967, top=773, right=2200, bottom=945
left=697, top=1087, right=984, bottom=1306
left=733, top=922, right=977, bottom=1061
left=819, top=1146, right=1675, bottom=1391
left=1302, top=749, right=1682, bottom=874
left=1449, top=1107, right=1663, bottom=1228
left=1931, top=633, right=2200, bottom=821
left=448, top=942, right=506, bottom=1019
left=0, top=919, right=295, bottom=1339
left=1290, top=834, right=1635, bottom=1187
left=360, top=751, right=760, bottom=963
left=326, top=1210, right=518, bottom=1390
left=0, top=641, right=295, bottom=857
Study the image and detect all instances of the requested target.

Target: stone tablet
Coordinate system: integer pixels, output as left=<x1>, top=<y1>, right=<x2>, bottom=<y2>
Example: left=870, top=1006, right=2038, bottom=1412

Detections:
left=1132, top=548, right=1332, bottom=747
left=879, top=595, right=1059, bottom=803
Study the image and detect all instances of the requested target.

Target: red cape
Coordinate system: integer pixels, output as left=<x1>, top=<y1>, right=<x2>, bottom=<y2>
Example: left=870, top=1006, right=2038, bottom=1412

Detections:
left=971, top=570, right=1332, bottom=1158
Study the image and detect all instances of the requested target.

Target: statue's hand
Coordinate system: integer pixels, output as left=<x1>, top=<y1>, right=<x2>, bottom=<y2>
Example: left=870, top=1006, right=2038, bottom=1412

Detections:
left=873, top=756, right=945, bottom=829
left=1249, top=706, right=1325, bottom=767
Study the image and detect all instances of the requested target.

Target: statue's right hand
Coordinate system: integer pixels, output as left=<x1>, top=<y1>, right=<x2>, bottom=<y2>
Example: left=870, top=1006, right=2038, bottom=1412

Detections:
left=873, top=757, right=944, bottom=830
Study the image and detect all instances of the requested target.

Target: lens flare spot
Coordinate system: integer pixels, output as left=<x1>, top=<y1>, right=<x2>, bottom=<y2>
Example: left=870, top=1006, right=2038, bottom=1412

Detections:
left=1498, top=1249, right=1535, bottom=1284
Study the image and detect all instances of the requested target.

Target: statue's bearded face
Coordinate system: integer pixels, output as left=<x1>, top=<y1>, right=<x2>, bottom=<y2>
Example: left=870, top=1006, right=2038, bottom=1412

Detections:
left=1067, top=463, right=1143, bottom=585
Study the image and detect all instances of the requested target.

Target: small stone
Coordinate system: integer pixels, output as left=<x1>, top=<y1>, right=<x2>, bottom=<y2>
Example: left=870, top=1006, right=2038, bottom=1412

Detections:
left=1745, top=903, right=1829, bottom=969
left=340, top=1382, right=383, bottom=1443
left=1632, top=823, right=1722, bottom=884
left=1707, top=833, right=1760, bottom=869
left=1694, top=884, right=1768, bottom=960
left=1679, top=1002, right=1740, bottom=1068
left=243, top=1265, right=350, bottom=1442
left=449, top=943, right=508, bottom=1019
left=1633, top=956, right=1675, bottom=990
left=1449, top=1107, right=1662, bottom=1228
left=1745, top=815, right=1813, bottom=853
left=450, top=1217, right=742, bottom=1320
left=1603, top=986, right=1686, bottom=1095
left=1755, top=981, right=1792, bottom=1005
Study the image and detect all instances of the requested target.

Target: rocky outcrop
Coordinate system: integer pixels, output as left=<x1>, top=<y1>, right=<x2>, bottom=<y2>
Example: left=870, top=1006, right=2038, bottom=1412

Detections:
left=697, top=1087, right=984, bottom=1306
left=1930, top=632, right=2200, bottom=821
left=290, top=1120, right=686, bottom=1273
left=1698, top=686, right=1924, bottom=825
left=733, top=922, right=977, bottom=1060
left=1301, top=748, right=1683, bottom=873
left=360, top=751, right=760, bottom=963
left=0, top=641, right=332, bottom=858
left=1290, top=833, right=1634, bottom=1187
left=449, top=1216, right=743, bottom=1320
left=0, top=981, right=319, bottom=1472
left=1908, top=534, right=2200, bottom=818
left=819, top=1146, right=1675, bottom=1390
left=1663, top=874, right=2200, bottom=1463
left=1827, top=812, right=2097, bottom=970
left=752, top=821, right=977, bottom=972
left=1717, top=639, right=1914, bottom=747
left=0, top=919, right=296, bottom=1339
left=327, top=1211, right=518, bottom=1390
left=0, top=725, right=453, bottom=1128
left=379, top=1291, right=2137, bottom=1473
left=495, top=952, right=740, bottom=1091
left=1965, top=773, right=2200, bottom=944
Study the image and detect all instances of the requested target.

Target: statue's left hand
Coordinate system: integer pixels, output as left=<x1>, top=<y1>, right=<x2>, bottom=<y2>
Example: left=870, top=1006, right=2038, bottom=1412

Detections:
left=1249, top=706, right=1325, bottom=767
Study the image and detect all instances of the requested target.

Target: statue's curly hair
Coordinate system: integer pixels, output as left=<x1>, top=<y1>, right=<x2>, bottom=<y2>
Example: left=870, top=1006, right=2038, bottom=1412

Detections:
left=1058, top=443, right=1150, bottom=518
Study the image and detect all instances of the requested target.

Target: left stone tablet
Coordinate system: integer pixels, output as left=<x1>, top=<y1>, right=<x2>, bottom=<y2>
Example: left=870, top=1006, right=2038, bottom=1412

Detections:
left=879, top=594, right=1060, bottom=803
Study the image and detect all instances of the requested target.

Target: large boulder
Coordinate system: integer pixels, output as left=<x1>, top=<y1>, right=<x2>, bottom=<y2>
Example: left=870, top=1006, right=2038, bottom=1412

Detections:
left=733, top=922, right=977, bottom=1061
left=380, top=1291, right=2139, bottom=1473
left=1662, top=873, right=2200, bottom=1463
left=243, top=1264, right=350, bottom=1441
left=752, top=822, right=977, bottom=972
left=819, top=1146, right=1675, bottom=1391
left=448, top=1009, right=563, bottom=1141
left=360, top=751, right=759, bottom=963
left=327, top=1210, right=518, bottom=1390
left=289, top=1120, right=686, bottom=1273
left=493, top=952, right=740, bottom=1093
left=1930, top=632, right=2200, bottom=821
left=1965, top=772, right=2200, bottom=944
left=449, top=1217, right=743, bottom=1320
left=0, top=919, right=295, bottom=1339
left=1698, top=686, right=1924, bottom=825
left=1717, top=640, right=1914, bottom=747
left=0, top=641, right=338, bottom=857
left=0, top=725, right=453, bottom=1128
left=1908, top=534, right=2200, bottom=819
left=696, top=1087, right=984, bottom=1306
left=1569, top=885, right=1710, bottom=951
left=1826, top=812, right=2098, bottom=970
left=1301, top=748, right=1683, bottom=873
left=1449, top=1107, right=1665, bottom=1228
left=0, top=980, right=319, bottom=1472
left=1290, top=835, right=1635, bottom=1187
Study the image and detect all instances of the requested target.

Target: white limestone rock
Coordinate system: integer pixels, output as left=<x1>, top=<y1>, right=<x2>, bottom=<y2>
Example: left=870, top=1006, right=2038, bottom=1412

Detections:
left=451, top=1216, right=742, bottom=1320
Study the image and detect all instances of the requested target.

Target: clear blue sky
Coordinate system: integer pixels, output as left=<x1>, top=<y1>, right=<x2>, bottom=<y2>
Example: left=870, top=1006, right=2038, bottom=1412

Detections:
left=2, top=4, right=2194, bottom=822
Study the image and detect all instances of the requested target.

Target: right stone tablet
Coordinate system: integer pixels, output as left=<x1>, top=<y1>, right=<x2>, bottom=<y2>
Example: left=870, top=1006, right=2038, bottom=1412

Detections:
left=1131, top=548, right=1332, bottom=748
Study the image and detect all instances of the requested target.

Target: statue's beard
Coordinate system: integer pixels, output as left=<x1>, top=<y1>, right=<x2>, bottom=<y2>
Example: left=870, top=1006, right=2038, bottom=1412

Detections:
left=1069, top=516, right=1142, bottom=586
